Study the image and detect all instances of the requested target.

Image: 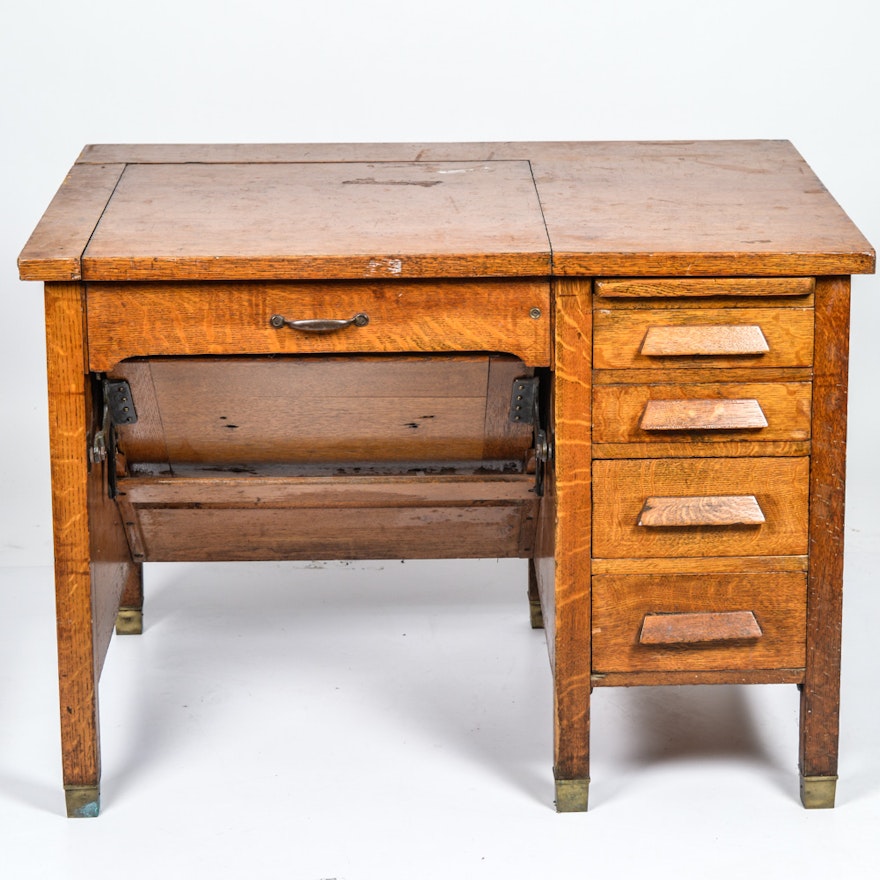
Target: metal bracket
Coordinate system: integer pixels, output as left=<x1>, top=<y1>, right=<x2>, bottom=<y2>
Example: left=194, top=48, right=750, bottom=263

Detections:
left=509, top=377, right=539, bottom=424
left=105, top=380, right=138, bottom=426
left=89, top=379, right=137, bottom=499
left=509, top=376, right=551, bottom=495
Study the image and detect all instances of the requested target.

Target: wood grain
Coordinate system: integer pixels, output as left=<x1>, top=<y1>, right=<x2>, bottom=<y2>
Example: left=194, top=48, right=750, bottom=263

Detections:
left=44, top=283, right=138, bottom=798
left=592, top=457, right=809, bottom=559
left=67, top=141, right=876, bottom=277
left=592, top=572, right=806, bottom=673
left=592, top=668, right=805, bottom=687
left=112, top=355, right=533, bottom=467
left=591, top=555, right=808, bottom=576
left=639, top=611, right=763, bottom=645
left=593, top=307, right=814, bottom=369
left=800, top=277, right=850, bottom=785
left=115, top=473, right=538, bottom=561
left=18, top=165, right=126, bottom=281
left=131, top=505, right=535, bottom=561
left=86, top=280, right=552, bottom=371
left=79, top=161, right=550, bottom=280
left=531, top=140, right=875, bottom=276
left=592, top=382, right=811, bottom=452
left=640, top=324, right=769, bottom=357
left=638, top=494, right=765, bottom=527
left=595, top=277, right=816, bottom=299
left=639, top=398, right=768, bottom=431
left=550, top=282, right=593, bottom=789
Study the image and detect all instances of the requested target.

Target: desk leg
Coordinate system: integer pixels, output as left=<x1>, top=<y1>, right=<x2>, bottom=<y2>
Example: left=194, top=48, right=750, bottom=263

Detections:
left=551, top=285, right=593, bottom=811
left=45, top=283, right=138, bottom=817
left=799, top=277, right=850, bottom=809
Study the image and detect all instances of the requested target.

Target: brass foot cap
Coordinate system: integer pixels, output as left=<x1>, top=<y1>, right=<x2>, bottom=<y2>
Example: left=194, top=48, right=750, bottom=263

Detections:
left=554, top=775, right=590, bottom=812
left=65, top=785, right=100, bottom=818
left=116, top=608, right=143, bottom=635
left=529, top=601, right=545, bottom=629
left=800, top=775, right=838, bottom=809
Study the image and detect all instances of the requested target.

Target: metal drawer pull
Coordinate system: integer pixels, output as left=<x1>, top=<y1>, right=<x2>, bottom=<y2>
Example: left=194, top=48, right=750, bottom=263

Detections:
left=640, top=398, right=768, bottom=431
left=639, top=611, right=763, bottom=645
left=641, top=324, right=769, bottom=356
left=638, top=495, right=765, bottom=527
left=269, top=312, right=369, bottom=333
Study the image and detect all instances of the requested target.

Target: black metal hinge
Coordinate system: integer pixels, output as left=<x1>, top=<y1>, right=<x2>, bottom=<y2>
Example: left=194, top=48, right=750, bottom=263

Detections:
left=509, top=376, right=550, bottom=495
left=89, top=379, right=138, bottom=498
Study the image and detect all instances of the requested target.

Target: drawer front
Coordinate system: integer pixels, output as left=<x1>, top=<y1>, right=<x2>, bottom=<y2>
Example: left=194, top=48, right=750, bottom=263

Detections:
left=592, top=457, right=809, bottom=558
left=593, top=306, right=814, bottom=370
left=592, top=571, right=807, bottom=673
left=594, top=277, right=816, bottom=300
left=86, top=280, right=551, bottom=371
left=592, top=381, right=811, bottom=449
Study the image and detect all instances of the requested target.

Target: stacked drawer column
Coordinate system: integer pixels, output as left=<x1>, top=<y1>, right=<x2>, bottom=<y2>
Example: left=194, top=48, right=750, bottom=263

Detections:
left=585, top=276, right=836, bottom=804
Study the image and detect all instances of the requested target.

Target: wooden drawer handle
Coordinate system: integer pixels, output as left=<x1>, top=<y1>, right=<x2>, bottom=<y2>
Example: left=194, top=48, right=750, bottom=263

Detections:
left=639, top=611, right=763, bottom=645
left=640, top=398, right=768, bottom=431
left=640, top=324, right=769, bottom=357
left=269, top=312, right=370, bottom=333
left=638, top=495, right=765, bottom=527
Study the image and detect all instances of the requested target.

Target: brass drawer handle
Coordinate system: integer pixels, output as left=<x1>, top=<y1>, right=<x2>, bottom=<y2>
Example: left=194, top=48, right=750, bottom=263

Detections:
left=638, top=495, right=765, bottom=527
left=640, top=398, right=768, bottom=431
left=639, top=611, right=763, bottom=645
left=269, top=312, right=370, bottom=333
left=640, top=324, right=769, bottom=356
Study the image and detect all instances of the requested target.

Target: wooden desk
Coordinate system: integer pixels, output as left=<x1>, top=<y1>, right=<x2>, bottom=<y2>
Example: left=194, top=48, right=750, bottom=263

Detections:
left=19, top=141, right=874, bottom=817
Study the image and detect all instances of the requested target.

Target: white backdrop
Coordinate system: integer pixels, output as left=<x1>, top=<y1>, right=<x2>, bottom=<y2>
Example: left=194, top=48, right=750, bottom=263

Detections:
left=2, top=0, right=879, bottom=564
left=1, top=1, right=879, bottom=875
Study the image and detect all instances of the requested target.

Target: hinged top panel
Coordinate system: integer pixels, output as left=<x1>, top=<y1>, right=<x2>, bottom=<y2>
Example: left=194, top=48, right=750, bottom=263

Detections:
left=47, top=160, right=550, bottom=282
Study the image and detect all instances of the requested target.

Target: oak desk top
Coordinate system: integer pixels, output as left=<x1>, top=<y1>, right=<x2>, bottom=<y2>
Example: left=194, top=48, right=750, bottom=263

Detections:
left=19, top=141, right=875, bottom=283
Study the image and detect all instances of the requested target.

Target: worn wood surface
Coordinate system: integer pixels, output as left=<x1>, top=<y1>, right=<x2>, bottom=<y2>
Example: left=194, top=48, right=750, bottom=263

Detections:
left=131, top=505, right=535, bottom=561
left=800, top=278, right=850, bottom=785
left=640, top=324, right=770, bottom=357
left=532, top=141, right=874, bottom=276
left=595, top=277, right=816, bottom=299
left=18, top=165, right=125, bottom=281
left=594, top=308, right=814, bottom=369
left=112, top=355, right=533, bottom=467
left=86, top=280, right=552, bottom=371
left=61, top=141, right=876, bottom=278
left=639, top=397, right=768, bottom=431
left=592, top=571, right=806, bottom=673
left=80, top=161, right=550, bottom=280
left=115, top=473, right=538, bottom=562
left=638, top=494, right=766, bottom=528
left=21, top=142, right=875, bottom=282
left=638, top=610, right=763, bottom=645
left=592, top=457, right=809, bottom=559
left=550, top=282, right=593, bottom=788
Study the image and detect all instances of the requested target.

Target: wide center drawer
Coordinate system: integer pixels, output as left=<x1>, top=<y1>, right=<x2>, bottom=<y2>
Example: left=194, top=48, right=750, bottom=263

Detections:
left=86, top=279, right=551, bottom=372
left=592, top=457, right=809, bottom=558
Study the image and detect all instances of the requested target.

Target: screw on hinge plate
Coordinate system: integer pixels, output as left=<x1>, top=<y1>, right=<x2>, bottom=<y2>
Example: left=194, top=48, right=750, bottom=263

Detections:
left=509, top=376, right=539, bottom=424
left=104, top=380, right=138, bottom=426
